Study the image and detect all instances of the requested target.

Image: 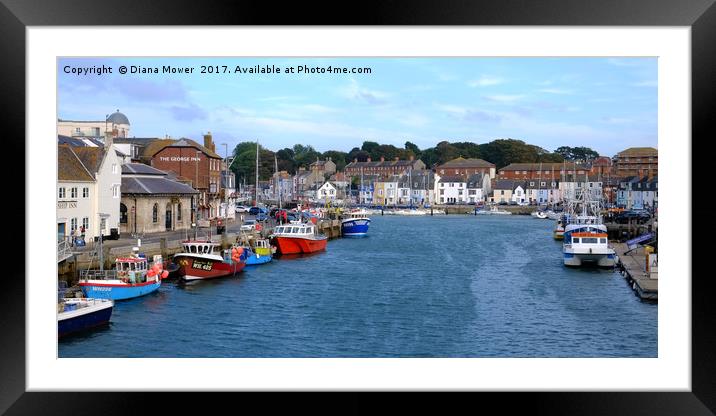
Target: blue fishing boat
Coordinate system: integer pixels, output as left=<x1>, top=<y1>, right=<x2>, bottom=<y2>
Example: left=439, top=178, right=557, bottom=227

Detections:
left=79, top=252, right=166, bottom=300
left=238, top=239, right=274, bottom=266
left=341, top=209, right=371, bottom=237
left=58, top=298, right=114, bottom=337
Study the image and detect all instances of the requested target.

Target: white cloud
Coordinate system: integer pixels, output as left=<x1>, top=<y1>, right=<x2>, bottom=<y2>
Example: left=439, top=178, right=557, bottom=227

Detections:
left=538, top=88, right=575, bottom=95
left=468, top=76, right=503, bottom=87
left=340, top=79, right=390, bottom=104
left=484, top=94, right=525, bottom=103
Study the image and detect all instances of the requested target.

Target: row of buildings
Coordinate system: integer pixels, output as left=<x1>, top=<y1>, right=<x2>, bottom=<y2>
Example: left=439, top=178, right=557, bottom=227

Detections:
left=57, top=111, right=657, bottom=240
left=57, top=111, right=236, bottom=241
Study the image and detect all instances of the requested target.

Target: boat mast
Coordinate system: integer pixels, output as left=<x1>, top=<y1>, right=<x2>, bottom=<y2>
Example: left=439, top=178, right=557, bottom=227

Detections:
left=360, top=166, right=364, bottom=206
left=255, top=139, right=259, bottom=206
left=275, top=154, right=281, bottom=209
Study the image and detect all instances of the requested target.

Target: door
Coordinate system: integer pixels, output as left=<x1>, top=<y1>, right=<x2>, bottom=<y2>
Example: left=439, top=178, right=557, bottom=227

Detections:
left=57, top=223, right=66, bottom=241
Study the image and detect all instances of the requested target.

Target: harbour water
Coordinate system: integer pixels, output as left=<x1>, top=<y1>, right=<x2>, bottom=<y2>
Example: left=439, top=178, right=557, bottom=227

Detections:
left=59, top=215, right=657, bottom=358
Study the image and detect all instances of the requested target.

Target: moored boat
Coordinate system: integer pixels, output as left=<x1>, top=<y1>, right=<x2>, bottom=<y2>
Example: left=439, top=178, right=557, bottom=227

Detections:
left=79, top=253, right=166, bottom=300
left=271, top=221, right=328, bottom=254
left=476, top=205, right=512, bottom=215
left=58, top=297, right=114, bottom=337
left=239, top=238, right=275, bottom=265
left=173, top=240, right=246, bottom=281
left=563, top=219, right=616, bottom=267
left=341, top=208, right=371, bottom=237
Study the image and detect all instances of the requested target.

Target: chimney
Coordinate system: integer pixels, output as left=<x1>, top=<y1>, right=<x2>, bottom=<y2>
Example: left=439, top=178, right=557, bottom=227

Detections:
left=367, top=157, right=372, bottom=162
left=203, top=132, right=215, bottom=153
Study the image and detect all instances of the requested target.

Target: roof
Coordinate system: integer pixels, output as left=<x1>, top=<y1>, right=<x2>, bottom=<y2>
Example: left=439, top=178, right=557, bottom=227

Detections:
left=345, top=159, right=423, bottom=169
left=168, top=138, right=222, bottom=158
left=57, top=134, right=104, bottom=147
left=58, top=145, right=94, bottom=182
left=121, top=177, right=199, bottom=195
left=616, top=147, right=658, bottom=157
left=438, top=157, right=495, bottom=168
left=70, top=146, right=106, bottom=179
left=438, top=175, right=465, bottom=183
left=466, top=173, right=487, bottom=188
left=122, top=163, right=167, bottom=175
left=107, top=110, right=130, bottom=125
left=500, top=162, right=589, bottom=171
left=493, top=179, right=523, bottom=190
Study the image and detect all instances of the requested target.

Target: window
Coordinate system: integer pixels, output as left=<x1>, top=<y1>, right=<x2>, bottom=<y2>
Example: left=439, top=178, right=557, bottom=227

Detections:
left=58, top=187, right=65, bottom=198
left=582, top=237, right=598, bottom=244
left=112, top=164, right=118, bottom=174
left=572, top=237, right=580, bottom=243
left=541, top=182, right=546, bottom=187
left=82, top=217, right=89, bottom=231
left=70, top=218, right=77, bottom=231
left=75, top=127, right=81, bottom=134
left=70, top=187, right=77, bottom=198
left=82, top=187, right=89, bottom=198
left=530, top=182, right=534, bottom=186
left=177, top=204, right=182, bottom=221
left=600, top=238, right=607, bottom=244
left=113, top=185, right=120, bottom=198
left=153, top=203, right=158, bottom=222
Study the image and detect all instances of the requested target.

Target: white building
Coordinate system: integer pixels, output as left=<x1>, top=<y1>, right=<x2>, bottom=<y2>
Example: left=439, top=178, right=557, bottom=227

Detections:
left=436, top=175, right=467, bottom=204
left=57, top=110, right=131, bottom=140
left=317, top=181, right=338, bottom=203
left=57, top=144, right=122, bottom=241
left=466, top=173, right=491, bottom=203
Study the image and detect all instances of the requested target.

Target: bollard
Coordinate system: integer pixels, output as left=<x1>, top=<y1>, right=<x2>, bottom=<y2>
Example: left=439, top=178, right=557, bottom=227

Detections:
left=160, top=237, right=167, bottom=259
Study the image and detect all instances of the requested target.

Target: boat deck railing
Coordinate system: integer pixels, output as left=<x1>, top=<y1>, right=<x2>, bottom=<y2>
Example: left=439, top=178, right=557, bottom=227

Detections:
left=79, top=269, right=118, bottom=280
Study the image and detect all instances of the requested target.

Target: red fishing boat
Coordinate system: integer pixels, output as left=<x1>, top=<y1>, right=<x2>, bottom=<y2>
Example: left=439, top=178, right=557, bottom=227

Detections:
left=270, top=221, right=327, bottom=255
left=173, top=240, right=246, bottom=281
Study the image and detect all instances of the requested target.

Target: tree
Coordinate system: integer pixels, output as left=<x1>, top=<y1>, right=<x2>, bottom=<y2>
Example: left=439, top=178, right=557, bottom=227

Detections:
left=322, top=150, right=348, bottom=171
left=405, top=141, right=421, bottom=157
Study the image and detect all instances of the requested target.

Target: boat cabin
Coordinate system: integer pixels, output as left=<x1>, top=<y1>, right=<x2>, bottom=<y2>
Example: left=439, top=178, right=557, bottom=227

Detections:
left=182, top=241, right=221, bottom=254
left=273, top=223, right=317, bottom=236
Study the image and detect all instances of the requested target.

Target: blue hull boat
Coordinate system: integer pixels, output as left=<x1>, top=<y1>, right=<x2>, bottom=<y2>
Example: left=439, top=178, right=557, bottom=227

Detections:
left=80, top=281, right=161, bottom=300
left=58, top=298, right=114, bottom=337
left=244, top=252, right=272, bottom=265
left=341, top=218, right=370, bottom=237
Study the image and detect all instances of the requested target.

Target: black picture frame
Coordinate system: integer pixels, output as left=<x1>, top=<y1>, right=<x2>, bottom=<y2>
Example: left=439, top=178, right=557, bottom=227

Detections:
left=2, top=0, right=713, bottom=413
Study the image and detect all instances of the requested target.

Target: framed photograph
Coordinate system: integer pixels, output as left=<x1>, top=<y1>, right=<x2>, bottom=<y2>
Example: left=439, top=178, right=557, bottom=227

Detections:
left=5, top=0, right=713, bottom=413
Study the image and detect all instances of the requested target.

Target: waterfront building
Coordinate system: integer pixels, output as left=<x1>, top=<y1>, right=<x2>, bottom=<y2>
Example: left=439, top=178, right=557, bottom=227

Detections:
left=344, top=156, right=425, bottom=178
left=466, top=173, right=491, bottom=204
left=401, top=170, right=434, bottom=206
left=57, top=110, right=131, bottom=140
left=616, top=176, right=658, bottom=210
left=436, top=175, right=467, bottom=204
left=524, top=178, right=561, bottom=205
left=498, top=162, right=588, bottom=180
left=145, top=133, right=223, bottom=220
left=220, top=170, right=236, bottom=219
left=293, top=167, right=324, bottom=201
left=613, top=147, right=658, bottom=178
left=57, top=144, right=122, bottom=241
left=559, top=174, right=603, bottom=203
left=272, top=170, right=294, bottom=204
left=120, top=163, right=198, bottom=235
left=436, top=157, right=496, bottom=180
left=317, top=181, right=339, bottom=204
left=490, top=179, right=524, bottom=204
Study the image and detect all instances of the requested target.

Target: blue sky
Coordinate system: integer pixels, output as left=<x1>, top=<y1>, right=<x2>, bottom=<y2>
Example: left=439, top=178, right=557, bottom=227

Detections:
left=58, top=57, right=657, bottom=156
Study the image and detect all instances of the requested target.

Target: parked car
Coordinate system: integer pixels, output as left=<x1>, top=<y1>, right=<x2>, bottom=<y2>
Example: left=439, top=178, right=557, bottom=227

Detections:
left=240, top=219, right=257, bottom=231
left=614, top=210, right=651, bottom=224
left=248, top=206, right=267, bottom=216
left=256, top=213, right=269, bottom=222
left=235, top=205, right=249, bottom=213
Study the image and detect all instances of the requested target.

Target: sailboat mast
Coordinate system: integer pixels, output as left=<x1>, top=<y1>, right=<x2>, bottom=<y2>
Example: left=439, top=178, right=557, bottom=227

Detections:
left=360, top=167, right=364, bottom=206
left=275, top=154, right=281, bottom=209
left=255, top=140, right=259, bottom=206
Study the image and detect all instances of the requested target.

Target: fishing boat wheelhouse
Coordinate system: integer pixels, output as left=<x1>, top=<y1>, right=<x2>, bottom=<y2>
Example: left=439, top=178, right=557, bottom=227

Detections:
left=271, top=222, right=328, bottom=254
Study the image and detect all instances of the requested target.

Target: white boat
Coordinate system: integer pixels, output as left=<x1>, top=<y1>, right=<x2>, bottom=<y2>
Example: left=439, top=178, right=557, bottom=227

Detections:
left=476, top=205, right=512, bottom=215
left=562, top=188, right=616, bottom=267
left=58, top=297, right=114, bottom=337
left=341, top=208, right=371, bottom=237
left=531, top=210, right=549, bottom=219
left=394, top=208, right=428, bottom=216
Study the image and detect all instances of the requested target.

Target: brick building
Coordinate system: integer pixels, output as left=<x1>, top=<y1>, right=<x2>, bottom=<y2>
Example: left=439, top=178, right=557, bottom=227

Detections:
left=613, top=147, right=658, bottom=178
left=146, top=133, right=223, bottom=220
left=435, top=157, right=496, bottom=179
left=498, top=162, right=589, bottom=180
left=344, top=156, right=425, bottom=178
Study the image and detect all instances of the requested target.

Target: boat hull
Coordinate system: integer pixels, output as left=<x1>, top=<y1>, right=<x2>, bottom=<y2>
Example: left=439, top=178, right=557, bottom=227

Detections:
left=245, top=253, right=272, bottom=265
left=79, top=280, right=161, bottom=300
left=341, top=218, right=370, bottom=237
left=273, top=236, right=327, bottom=254
left=58, top=299, right=113, bottom=337
left=174, top=255, right=245, bottom=281
left=564, top=252, right=616, bottom=267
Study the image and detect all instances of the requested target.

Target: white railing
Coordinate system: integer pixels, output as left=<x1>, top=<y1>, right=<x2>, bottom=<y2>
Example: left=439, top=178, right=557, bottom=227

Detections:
left=57, top=240, right=73, bottom=263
